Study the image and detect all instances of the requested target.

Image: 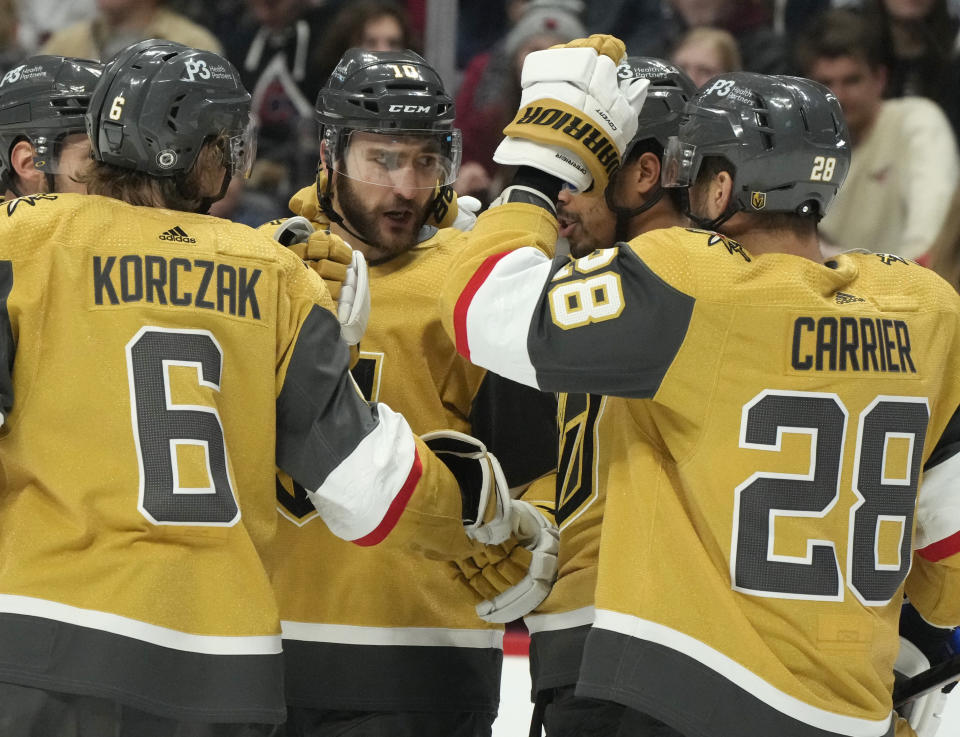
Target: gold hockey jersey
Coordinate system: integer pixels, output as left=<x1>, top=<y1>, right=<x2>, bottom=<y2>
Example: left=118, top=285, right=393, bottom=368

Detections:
left=441, top=204, right=960, bottom=737
left=263, top=188, right=557, bottom=712
left=523, top=392, right=604, bottom=694
left=0, top=193, right=469, bottom=724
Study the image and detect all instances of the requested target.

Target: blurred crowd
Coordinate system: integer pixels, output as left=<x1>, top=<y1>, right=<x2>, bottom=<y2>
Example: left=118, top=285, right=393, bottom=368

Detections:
left=4, top=0, right=960, bottom=271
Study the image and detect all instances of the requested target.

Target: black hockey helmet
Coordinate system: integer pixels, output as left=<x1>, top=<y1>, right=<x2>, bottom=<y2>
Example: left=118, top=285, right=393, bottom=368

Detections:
left=86, top=39, right=255, bottom=179
left=605, top=57, right=697, bottom=238
left=662, top=72, right=850, bottom=229
left=315, top=48, right=460, bottom=190
left=0, top=55, right=102, bottom=193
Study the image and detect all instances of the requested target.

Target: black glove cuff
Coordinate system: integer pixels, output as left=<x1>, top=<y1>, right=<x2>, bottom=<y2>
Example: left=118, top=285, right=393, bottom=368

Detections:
left=511, top=166, right=563, bottom=205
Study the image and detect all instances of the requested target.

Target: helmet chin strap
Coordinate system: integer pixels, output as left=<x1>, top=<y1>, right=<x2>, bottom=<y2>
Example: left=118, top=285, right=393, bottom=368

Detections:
left=316, top=164, right=369, bottom=245
left=605, top=176, right=664, bottom=243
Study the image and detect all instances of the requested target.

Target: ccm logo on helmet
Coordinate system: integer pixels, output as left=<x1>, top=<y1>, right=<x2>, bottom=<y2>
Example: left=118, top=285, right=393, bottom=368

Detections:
left=704, top=79, right=736, bottom=97
left=387, top=104, right=431, bottom=113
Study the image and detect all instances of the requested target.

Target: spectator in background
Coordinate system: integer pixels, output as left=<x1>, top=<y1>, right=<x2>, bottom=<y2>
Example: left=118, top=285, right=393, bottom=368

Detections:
left=454, top=0, right=585, bottom=201
left=638, top=0, right=787, bottom=76
left=584, top=0, right=667, bottom=60
left=220, top=0, right=336, bottom=212
left=671, top=26, right=742, bottom=87
left=313, top=0, right=416, bottom=84
left=864, top=0, right=960, bottom=133
left=40, top=0, right=221, bottom=61
left=797, top=8, right=959, bottom=262
left=14, top=0, right=95, bottom=53
left=0, top=0, right=25, bottom=70
left=928, top=185, right=960, bottom=289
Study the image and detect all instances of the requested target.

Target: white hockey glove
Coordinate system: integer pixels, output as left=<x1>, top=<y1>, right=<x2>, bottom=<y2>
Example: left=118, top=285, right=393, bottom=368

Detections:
left=279, top=225, right=371, bottom=346
left=452, top=503, right=559, bottom=623
left=494, top=34, right=648, bottom=195
left=337, top=248, right=369, bottom=345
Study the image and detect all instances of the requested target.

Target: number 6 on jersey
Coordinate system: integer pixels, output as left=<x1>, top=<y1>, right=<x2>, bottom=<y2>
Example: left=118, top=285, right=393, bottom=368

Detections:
left=126, top=327, right=240, bottom=526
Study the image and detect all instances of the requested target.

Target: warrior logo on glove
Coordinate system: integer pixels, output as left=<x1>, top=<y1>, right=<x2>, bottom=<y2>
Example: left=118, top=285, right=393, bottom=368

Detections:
left=509, top=105, right=621, bottom=177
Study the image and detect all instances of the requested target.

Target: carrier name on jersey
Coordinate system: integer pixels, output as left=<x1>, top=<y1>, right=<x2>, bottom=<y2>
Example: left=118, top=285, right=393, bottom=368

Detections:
left=91, top=254, right=262, bottom=319
left=791, top=315, right=917, bottom=373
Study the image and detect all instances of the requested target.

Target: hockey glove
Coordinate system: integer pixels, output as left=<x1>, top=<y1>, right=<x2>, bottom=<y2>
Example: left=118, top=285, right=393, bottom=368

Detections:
left=422, top=430, right=518, bottom=545
left=453, top=503, right=559, bottom=622
left=494, top=34, right=648, bottom=195
left=429, top=184, right=483, bottom=231
left=275, top=221, right=371, bottom=346
left=895, top=600, right=958, bottom=737
left=288, top=185, right=323, bottom=224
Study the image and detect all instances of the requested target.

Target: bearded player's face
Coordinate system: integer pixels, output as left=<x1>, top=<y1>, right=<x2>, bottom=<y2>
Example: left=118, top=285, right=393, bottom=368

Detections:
left=334, top=133, right=437, bottom=260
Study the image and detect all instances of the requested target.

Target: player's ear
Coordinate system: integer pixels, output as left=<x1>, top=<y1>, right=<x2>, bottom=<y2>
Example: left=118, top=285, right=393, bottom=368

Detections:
left=636, top=152, right=661, bottom=197
left=715, top=169, right=735, bottom=216
left=9, top=139, right=45, bottom=195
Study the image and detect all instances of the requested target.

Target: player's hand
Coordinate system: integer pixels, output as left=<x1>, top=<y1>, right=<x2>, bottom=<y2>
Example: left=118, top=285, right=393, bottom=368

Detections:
left=452, top=506, right=559, bottom=623
left=493, top=34, right=648, bottom=196
left=288, top=185, right=322, bottom=223
left=429, top=184, right=483, bottom=231
left=288, top=229, right=353, bottom=299
left=282, top=227, right=371, bottom=346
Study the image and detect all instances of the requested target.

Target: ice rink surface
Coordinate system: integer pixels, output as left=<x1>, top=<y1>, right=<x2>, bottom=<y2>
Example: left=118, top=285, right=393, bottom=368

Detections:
left=493, top=655, right=960, bottom=736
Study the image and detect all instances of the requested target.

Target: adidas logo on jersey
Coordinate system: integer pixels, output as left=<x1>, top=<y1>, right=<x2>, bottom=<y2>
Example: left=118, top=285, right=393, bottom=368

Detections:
left=158, top=226, right=196, bottom=243
left=835, top=292, right=865, bottom=305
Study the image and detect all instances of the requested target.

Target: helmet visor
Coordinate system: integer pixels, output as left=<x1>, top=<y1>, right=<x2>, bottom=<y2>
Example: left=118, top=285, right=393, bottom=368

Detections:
left=661, top=136, right=698, bottom=188
left=226, top=114, right=258, bottom=179
left=335, top=128, right=462, bottom=189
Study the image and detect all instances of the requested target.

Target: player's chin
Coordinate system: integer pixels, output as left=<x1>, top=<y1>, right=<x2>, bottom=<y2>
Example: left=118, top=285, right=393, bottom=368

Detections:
left=568, top=238, right=599, bottom=259
left=374, top=226, right=418, bottom=255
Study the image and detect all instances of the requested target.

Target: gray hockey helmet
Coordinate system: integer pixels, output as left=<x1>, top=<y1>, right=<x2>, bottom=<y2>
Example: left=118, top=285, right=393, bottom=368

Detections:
left=0, top=55, right=102, bottom=192
left=605, top=57, right=697, bottom=234
left=86, top=39, right=255, bottom=178
left=315, top=48, right=460, bottom=190
left=662, top=72, right=850, bottom=224
left=617, top=56, right=697, bottom=156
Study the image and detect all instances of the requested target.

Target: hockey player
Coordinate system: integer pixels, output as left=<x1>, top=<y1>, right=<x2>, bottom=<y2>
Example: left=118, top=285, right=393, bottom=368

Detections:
left=263, top=48, right=559, bottom=737
left=0, top=54, right=102, bottom=199
left=441, top=34, right=960, bottom=737
left=0, top=39, right=528, bottom=736
left=511, top=57, right=696, bottom=737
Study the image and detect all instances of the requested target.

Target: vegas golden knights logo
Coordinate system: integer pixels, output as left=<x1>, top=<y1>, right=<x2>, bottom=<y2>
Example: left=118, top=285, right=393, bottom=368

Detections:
left=751, top=191, right=766, bottom=210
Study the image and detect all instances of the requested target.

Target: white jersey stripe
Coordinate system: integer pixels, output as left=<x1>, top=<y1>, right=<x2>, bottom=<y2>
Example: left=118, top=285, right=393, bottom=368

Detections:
left=0, top=593, right=281, bottom=655
left=593, top=609, right=892, bottom=737
left=463, top=247, right=552, bottom=389
left=307, top=403, right=418, bottom=543
left=525, top=605, right=595, bottom=634
left=281, top=621, right=504, bottom=649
